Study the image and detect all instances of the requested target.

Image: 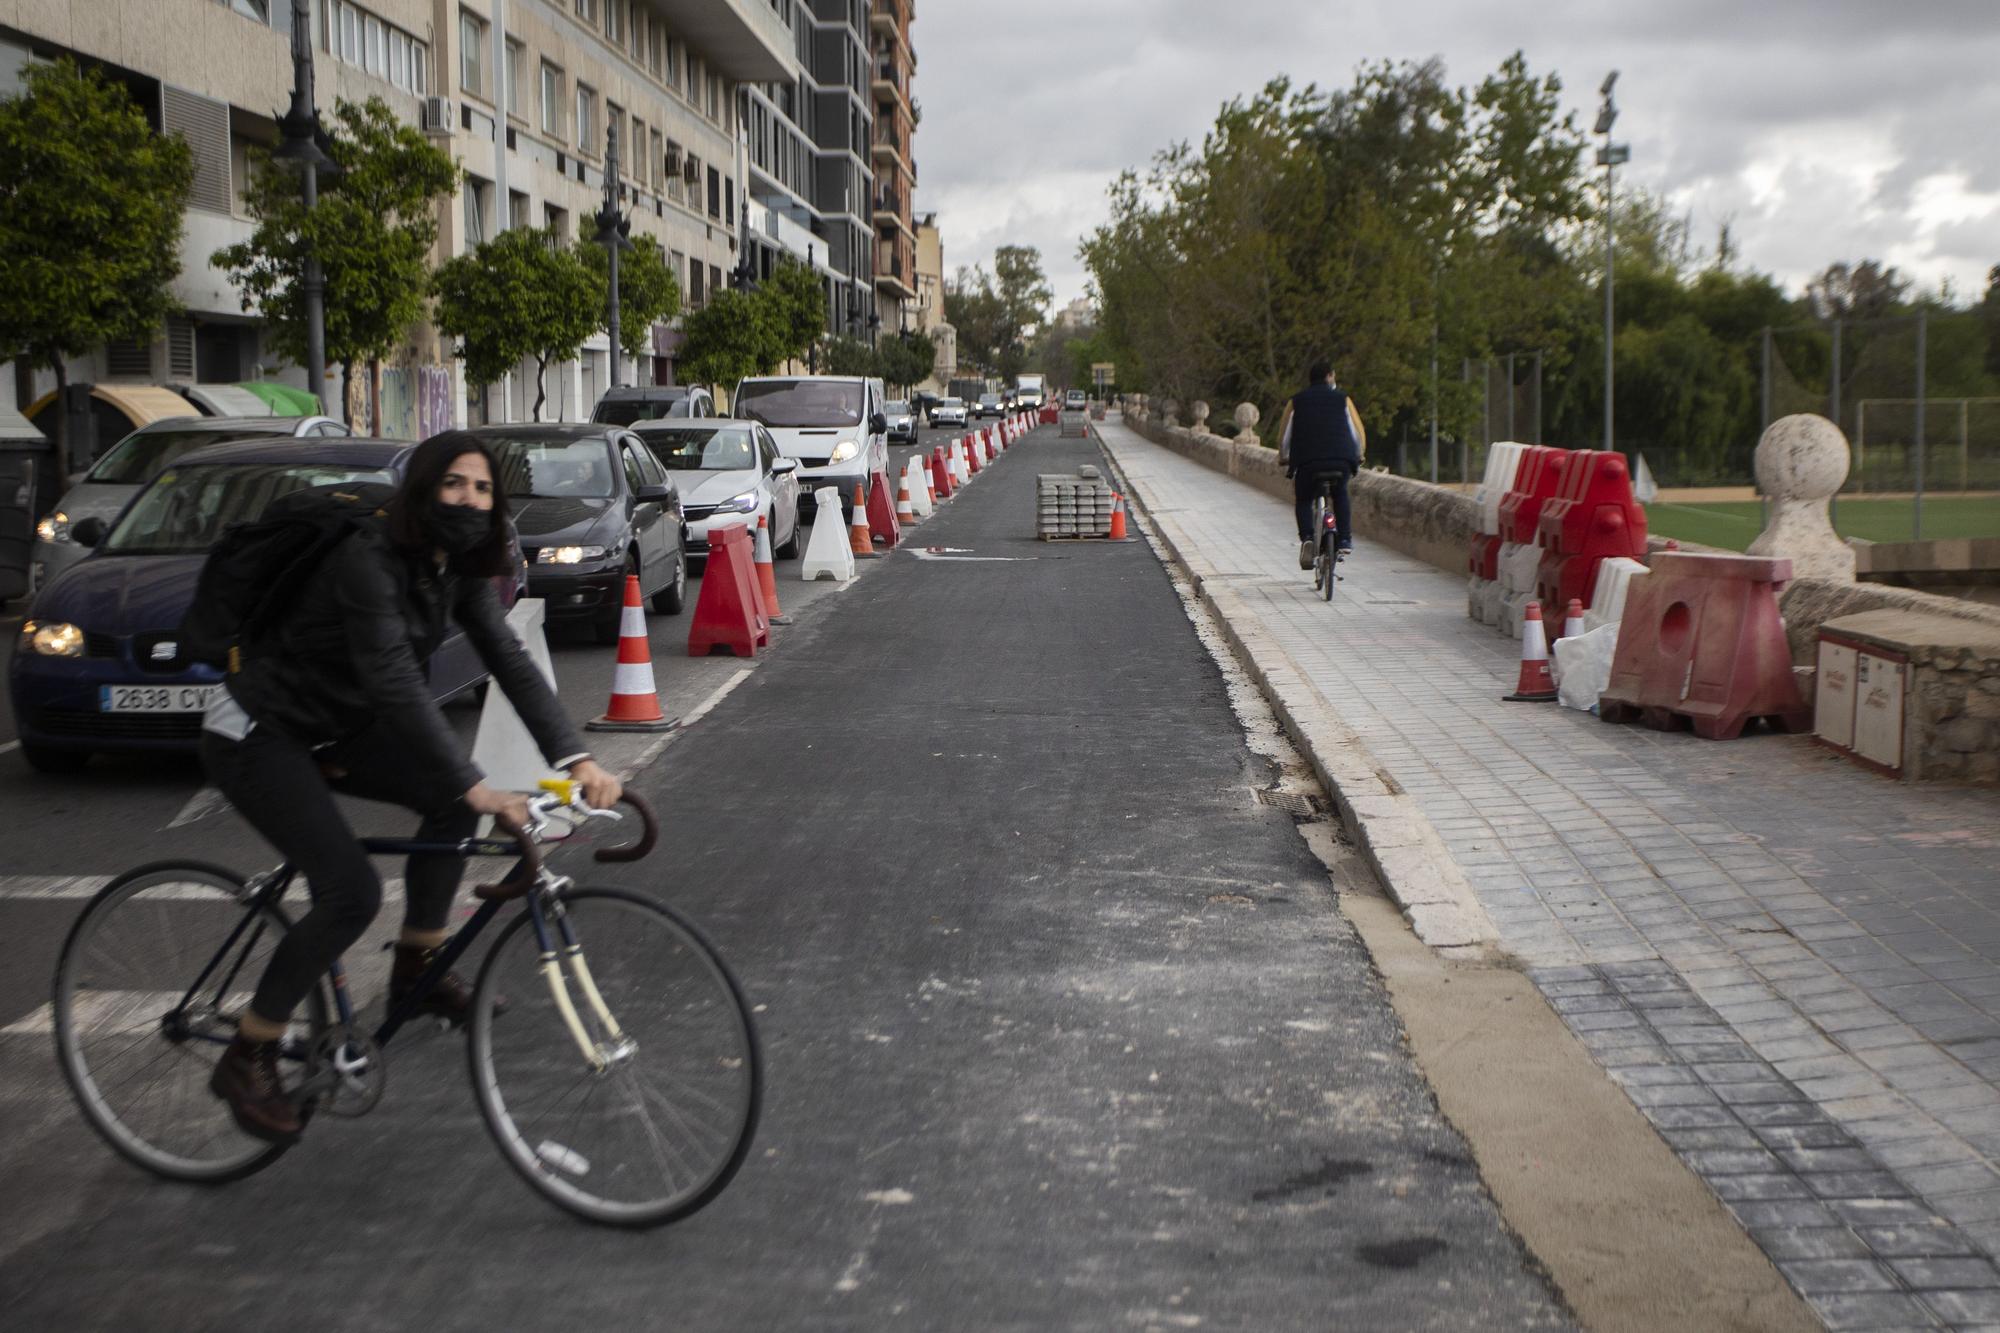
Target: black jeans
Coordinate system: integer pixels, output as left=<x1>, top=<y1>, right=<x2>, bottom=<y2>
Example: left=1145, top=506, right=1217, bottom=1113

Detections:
left=1292, top=463, right=1354, bottom=544
left=201, top=722, right=478, bottom=1023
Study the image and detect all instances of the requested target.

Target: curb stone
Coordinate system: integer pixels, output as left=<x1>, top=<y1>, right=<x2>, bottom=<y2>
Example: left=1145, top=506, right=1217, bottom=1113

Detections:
left=1099, top=431, right=1502, bottom=955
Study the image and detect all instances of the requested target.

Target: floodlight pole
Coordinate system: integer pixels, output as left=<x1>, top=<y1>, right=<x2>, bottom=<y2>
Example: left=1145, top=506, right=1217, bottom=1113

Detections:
left=1596, top=72, right=1628, bottom=453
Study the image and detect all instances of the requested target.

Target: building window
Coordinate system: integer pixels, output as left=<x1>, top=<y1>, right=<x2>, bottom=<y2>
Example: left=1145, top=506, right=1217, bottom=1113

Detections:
left=647, top=18, right=664, bottom=78
left=706, top=165, right=720, bottom=219
left=463, top=175, right=490, bottom=246
left=540, top=62, right=563, bottom=137
left=504, top=39, right=525, bottom=116
left=649, top=127, right=664, bottom=189
left=575, top=85, right=598, bottom=152
left=667, top=40, right=684, bottom=92
left=607, top=101, right=625, bottom=164
left=607, top=0, right=625, bottom=46
left=509, top=190, right=530, bottom=229
left=688, top=258, right=704, bottom=308
left=227, top=0, right=271, bottom=20
left=458, top=9, right=486, bottom=99
left=707, top=70, right=720, bottom=121
left=629, top=115, right=644, bottom=179
left=575, top=0, right=597, bottom=25
left=687, top=56, right=701, bottom=105
left=545, top=202, right=570, bottom=241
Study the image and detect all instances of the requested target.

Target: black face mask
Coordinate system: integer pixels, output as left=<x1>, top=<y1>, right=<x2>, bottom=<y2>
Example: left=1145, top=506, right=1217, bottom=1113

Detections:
left=427, top=500, right=491, bottom=557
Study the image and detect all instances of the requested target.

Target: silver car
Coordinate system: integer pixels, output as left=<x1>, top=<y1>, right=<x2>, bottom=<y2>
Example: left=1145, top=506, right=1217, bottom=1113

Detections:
left=884, top=399, right=917, bottom=444
left=30, top=415, right=348, bottom=593
left=931, top=397, right=967, bottom=427
left=632, top=418, right=803, bottom=560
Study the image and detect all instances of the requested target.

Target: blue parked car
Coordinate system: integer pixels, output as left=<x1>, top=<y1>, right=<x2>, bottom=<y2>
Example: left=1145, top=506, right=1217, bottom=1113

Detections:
left=10, top=437, right=514, bottom=775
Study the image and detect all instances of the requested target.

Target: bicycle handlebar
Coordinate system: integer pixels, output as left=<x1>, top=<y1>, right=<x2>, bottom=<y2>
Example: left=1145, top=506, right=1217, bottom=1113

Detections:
left=592, top=792, right=657, bottom=863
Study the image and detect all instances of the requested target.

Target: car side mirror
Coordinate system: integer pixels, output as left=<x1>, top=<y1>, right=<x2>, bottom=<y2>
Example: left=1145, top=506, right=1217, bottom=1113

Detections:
left=770, top=457, right=800, bottom=476
left=869, top=413, right=887, bottom=436
left=635, top=482, right=674, bottom=503
left=71, top=516, right=108, bottom=548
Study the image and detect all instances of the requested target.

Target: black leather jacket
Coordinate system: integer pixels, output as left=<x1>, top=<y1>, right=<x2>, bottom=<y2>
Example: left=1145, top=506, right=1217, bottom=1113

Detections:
left=225, top=521, right=587, bottom=808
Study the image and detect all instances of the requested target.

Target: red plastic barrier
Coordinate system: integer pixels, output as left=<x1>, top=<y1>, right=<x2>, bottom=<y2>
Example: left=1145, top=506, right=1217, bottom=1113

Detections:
left=686, top=523, right=770, bottom=658
left=1535, top=451, right=1647, bottom=612
left=1496, top=445, right=1567, bottom=547
left=1597, top=552, right=1810, bottom=739
left=865, top=467, right=901, bottom=547
left=965, top=433, right=983, bottom=474
left=931, top=445, right=953, bottom=498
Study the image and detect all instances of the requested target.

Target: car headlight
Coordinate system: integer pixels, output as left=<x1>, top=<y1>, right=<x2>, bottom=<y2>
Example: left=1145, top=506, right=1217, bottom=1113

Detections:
left=718, top=490, right=759, bottom=514
left=537, top=545, right=609, bottom=565
left=21, top=620, right=85, bottom=657
left=827, top=440, right=859, bottom=465
left=36, top=512, right=69, bottom=543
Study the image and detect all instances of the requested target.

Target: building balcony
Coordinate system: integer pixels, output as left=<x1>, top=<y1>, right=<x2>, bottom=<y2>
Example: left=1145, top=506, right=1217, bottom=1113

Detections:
left=652, top=0, right=797, bottom=82
left=870, top=0, right=906, bottom=40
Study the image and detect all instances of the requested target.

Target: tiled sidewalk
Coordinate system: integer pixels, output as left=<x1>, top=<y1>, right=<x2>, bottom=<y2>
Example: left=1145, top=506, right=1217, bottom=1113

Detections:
left=1099, top=418, right=2000, bottom=1331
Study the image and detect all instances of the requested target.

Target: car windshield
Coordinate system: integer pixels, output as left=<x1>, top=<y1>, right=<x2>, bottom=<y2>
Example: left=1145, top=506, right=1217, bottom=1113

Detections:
left=594, top=396, right=689, bottom=425
left=979, top=395, right=1001, bottom=407
left=941, top=399, right=963, bottom=409
left=886, top=401, right=911, bottom=415
left=641, top=426, right=757, bottom=471
left=487, top=437, right=617, bottom=498
left=102, top=463, right=394, bottom=556
left=734, top=380, right=864, bottom=428
left=86, top=429, right=272, bottom=485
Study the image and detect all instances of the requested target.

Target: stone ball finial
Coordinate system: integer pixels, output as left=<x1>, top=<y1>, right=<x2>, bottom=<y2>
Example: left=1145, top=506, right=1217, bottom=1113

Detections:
left=1746, top=413, right=1856, bottom=582
left=1755, top=413, right=1849, bottom=502
left=1191, top=400, right=1210, bottom=428
left=1234, top=402, right=1260, bottom=430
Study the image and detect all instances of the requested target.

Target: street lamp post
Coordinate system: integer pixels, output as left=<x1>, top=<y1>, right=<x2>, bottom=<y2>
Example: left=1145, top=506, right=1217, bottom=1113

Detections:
left=1595, top=71, right=1629, bottom=453
left=274, top=0, right=334, bottom=414
left=593, top=124, right=633, bottom=387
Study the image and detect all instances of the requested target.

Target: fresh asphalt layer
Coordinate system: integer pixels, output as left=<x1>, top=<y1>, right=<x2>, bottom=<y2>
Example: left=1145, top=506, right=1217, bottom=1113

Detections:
left=0, top=425, right=1565, bottom=1329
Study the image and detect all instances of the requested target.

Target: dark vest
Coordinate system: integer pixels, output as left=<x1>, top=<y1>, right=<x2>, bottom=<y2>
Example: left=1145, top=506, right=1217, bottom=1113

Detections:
left=1289, top=383, right=1358, bottom=467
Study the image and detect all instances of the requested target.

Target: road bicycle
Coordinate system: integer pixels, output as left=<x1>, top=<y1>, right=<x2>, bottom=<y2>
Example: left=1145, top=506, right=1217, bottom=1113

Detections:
left=1311, top=472, right=1349, bottom=601
left=51, top=783, right=760, bottom=1229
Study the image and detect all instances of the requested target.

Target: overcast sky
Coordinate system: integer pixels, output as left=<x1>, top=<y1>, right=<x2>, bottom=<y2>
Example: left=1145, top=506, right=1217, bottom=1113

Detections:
left=909, top=0, right=2000, bottom=312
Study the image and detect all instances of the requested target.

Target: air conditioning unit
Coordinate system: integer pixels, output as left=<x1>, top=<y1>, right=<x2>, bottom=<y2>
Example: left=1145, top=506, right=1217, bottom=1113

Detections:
left=420, top=97, right=452, bottom=134
left=663, top=142, right=683, bottom=175
left=683, top=156, right=699, bottom=186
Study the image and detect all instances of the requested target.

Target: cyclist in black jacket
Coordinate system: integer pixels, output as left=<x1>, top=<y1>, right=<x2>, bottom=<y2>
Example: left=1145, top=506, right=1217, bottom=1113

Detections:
left=1281, top=360, right=1367, bottom=568
left=200, top=433, right=621, bottom=1142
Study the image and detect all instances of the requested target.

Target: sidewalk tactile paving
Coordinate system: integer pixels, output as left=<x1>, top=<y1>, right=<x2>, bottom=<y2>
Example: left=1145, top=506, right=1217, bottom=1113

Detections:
left=1100, top=419, right=2000, bottom=1327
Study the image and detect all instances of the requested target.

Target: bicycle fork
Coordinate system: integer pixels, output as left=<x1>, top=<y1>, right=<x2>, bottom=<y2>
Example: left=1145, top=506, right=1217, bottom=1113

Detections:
left=529, top=890, right=632, bottom=1073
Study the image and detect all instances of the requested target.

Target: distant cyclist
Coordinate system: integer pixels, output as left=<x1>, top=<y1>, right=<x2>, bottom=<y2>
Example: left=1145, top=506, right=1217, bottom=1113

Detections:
left=1280, top=359, right=1367, bottom=568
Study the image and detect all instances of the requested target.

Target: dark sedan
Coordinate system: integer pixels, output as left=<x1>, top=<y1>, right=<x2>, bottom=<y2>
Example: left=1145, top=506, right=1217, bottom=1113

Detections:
left=9, top=438, right=494, bottom=774
left=459, top=424, right=686, bottom=643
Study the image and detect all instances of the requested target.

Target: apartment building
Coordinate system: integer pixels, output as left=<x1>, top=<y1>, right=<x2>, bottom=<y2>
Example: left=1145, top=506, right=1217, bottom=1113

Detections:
left=913, top=211, right=952, bottom=395
left=2, top=0, right=792, bottom=429
left=867, top=0, right=913, bottom=337
left=739, top=0, right=878, bottom=342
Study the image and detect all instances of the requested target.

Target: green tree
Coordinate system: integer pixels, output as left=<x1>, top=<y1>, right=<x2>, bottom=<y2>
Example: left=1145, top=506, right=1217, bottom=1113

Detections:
left=820, top=334, right=881, bottom=378
left=214, top=97, right=458, bottom=429
left=877, top=331, right=937, bottom=394
left=577, top=235, right=679, bottom=361
left=761, top=259, right=828, bottom=367
left=434, top=227, right=599, bottom=420
left=0, top=58, right=194, bottom=477
left=678, top=287, right=785, bottom=390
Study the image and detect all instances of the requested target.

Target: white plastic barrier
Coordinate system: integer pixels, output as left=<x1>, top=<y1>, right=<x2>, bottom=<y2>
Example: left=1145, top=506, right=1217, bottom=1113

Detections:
left=1496, top=542, right=1544, bottom=637
left=800, top=485, right=855, bottom=582
left=471, top=598, right=563, bottom=832
left=1554, top=623, right=1619, bottom=712
left=1584, top=557, right=1649, bottom=634
left=1474, top=442, right=1528, bottom=536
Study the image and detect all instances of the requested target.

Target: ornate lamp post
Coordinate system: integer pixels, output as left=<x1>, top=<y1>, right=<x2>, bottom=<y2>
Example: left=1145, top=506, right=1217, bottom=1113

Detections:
left=593, top=124, right=633, bottom=386
left=272, top=0, right=335, bottom=413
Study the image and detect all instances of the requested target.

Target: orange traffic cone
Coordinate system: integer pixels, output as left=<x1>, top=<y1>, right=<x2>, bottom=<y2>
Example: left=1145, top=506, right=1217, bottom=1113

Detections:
left=754, top=513, right=790, bottom=624
left=895, top=471, right=916, bottom=524
left=587, top=575, right=676, bottom=731
left=1560, top=598, right=1585, bottom=641
left=1108, top=493, right=1128, bottom=541
left=848, top=483, right=877, bottom=558
left=1503, top=601, right=1559, bottom=703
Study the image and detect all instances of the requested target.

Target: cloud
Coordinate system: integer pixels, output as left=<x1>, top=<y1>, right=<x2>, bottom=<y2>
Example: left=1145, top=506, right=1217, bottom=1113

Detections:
left=906, top=0, right=2000, bottom=307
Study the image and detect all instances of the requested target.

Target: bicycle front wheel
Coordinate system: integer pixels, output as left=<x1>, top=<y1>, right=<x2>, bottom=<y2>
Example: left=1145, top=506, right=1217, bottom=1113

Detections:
left=52, top=862, right=328, bottom=1183
left=469, top=888, right=762, bottom=1228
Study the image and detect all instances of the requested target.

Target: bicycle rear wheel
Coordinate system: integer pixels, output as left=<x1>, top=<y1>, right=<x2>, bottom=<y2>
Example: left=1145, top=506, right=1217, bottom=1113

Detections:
left=469, top=888, right=761, bottom=1228
left=52, top=862, right=328, bottom=1182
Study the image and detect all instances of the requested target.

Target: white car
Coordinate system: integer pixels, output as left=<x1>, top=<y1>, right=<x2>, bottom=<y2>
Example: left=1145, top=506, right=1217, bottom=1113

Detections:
left=931, top=397, right=968, bottom=426
left=633, top=418, right=802, bottom=560
left=1064, top=389, right=1088, bottom=410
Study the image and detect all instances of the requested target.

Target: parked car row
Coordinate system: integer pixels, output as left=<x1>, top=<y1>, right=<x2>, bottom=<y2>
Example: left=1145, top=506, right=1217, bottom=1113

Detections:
left=7, top=372, right=921, bottom=774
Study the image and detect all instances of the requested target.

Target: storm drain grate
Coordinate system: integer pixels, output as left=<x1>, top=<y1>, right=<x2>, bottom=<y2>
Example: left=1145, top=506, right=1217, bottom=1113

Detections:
left=1254, top=788, right=1324, bottom=816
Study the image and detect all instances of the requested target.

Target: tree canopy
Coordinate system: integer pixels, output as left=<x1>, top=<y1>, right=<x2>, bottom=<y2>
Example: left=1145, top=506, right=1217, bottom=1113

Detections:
left=0, top=58, right=194, bottom=474
left=578, top=235, right=680, bottom=361
left=433, top=227, right=599, bottom=420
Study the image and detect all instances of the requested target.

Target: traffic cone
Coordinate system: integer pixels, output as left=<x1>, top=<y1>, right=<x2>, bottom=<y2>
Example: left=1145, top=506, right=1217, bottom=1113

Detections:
left=1108, top=493, right=1128, bottom=541
left=965, top=434, right=983, bottom=475
left=931, top=444, right=954, bottom=499
left=1502, top=601, right=1559, bottom=703
left=587, top=575, right=676, bottom=731
left=754, top=513, right=790, bottom=624
left=848, top=483, right=877, bottom=558
left=866, top=468, right=902, bottom=547
left=1560, top=598, right=1584, bottom=642
left=895, top=469, right=917, bottom=524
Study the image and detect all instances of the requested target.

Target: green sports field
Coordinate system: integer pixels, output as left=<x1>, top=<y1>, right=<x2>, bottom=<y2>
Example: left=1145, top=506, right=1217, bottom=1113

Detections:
left=1644, top=496, right=2000, bottom=550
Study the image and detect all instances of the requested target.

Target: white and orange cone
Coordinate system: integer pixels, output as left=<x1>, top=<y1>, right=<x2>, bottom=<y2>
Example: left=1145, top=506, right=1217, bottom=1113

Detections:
left=848, top=483, right=877, bottom=558
left=754, top=513, right=790, bottom=624
left=907, top=457, right=934, bottom=517
left=895, top=469, right=916, bottom=524
left=587, top=575, right=676, bottom=731
left=1560, top=598, right=1585, bottom=642
left=1503, top=601, right=1559, bottom=703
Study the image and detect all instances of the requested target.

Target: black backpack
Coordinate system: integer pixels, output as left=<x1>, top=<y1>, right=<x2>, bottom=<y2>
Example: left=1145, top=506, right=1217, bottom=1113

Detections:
left=178, top=481, right=398, bottom=671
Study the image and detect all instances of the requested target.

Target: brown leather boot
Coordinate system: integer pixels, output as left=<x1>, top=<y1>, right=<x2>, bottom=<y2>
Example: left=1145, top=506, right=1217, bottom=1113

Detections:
left=389, top=942, right=493, bottom=1025
left=209, top=1033, right=302, bottom=1143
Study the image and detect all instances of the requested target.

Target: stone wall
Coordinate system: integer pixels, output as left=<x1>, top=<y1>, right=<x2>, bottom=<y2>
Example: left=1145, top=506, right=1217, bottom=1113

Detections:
left=1779, top=578, right=2000, bottom=669
left=1120, top=409, right=1477, bottom=572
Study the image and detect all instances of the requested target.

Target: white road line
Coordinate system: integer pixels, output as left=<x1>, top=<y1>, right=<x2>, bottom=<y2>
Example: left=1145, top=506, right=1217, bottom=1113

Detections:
left=3, top=989, right=256, bottom=1037
left=618, top=667, right=753, bottom=779
left=0, top=874, right=114, bottom=900
left=0, top=874, right=410, bottom=903
left=682, top=667, right=754, bottom=728
left=0, top=740, right=19, bottom=755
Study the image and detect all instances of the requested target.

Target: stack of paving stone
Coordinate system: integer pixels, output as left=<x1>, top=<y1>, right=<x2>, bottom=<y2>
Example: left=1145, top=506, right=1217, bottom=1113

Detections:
left=1037, top=466, right=1115, bottom=539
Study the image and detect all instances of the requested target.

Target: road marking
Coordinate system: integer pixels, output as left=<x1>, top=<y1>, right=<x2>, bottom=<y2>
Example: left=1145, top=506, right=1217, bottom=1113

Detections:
left=0, top=874, right=114, bottom=900
left=0, top=874, right=407, bottom=903
left=617, top=667, right=753, bottom=779
left=0, top=740, right=19, bottom=755
left=912, top=549, right=1038, bottom=562
left=166, top=785, right=231, bottom=830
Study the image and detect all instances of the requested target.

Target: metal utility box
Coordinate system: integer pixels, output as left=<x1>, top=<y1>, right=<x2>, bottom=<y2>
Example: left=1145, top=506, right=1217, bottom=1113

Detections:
left=1815, top=628, right=1906, bottom=778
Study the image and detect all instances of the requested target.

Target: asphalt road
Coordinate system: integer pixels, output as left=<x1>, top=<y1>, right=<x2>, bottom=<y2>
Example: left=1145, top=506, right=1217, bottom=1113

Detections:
left=0, top=420, right=1566, bottom=1329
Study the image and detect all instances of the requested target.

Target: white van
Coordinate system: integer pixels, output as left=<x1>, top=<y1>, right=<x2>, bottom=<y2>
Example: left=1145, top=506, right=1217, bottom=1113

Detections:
left=732, top=375, right=890, bottom=523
